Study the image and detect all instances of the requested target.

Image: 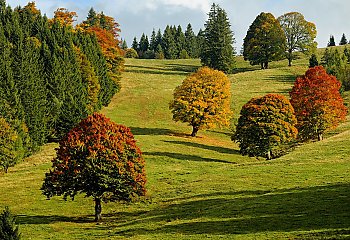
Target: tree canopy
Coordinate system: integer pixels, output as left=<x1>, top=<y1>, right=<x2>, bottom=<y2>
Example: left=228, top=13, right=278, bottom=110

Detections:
left=201, top=3, right=236, bottom=73
left=243, top=12, right=286, bottom=69
left=278, top=12, right=317, bottom=66
left=169, top=67, right=232, bottom=137
left=233, top=94, right=298, bottom=160
left=41, top=113, right=146, bottom=222
left=290, top=66, right=347, bottom=141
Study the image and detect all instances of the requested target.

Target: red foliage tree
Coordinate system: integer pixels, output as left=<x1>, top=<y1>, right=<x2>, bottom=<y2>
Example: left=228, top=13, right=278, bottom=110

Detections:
left=290, top=66, right=347, bottom=141
left=41, top=113, right=146, bottom=222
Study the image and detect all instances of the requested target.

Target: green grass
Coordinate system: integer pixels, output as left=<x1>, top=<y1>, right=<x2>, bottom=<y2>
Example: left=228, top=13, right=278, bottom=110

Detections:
left=0, top=55, right=349, bottom=239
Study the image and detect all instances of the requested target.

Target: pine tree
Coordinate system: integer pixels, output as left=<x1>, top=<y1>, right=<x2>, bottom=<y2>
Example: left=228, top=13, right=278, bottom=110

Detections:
left=328, top=35, right=336, bottom=47
left=339, top=33, right=347, bottom=45
left=196, top=29, right=205, bottom=58
left=201, top=3, right=236, bottom=73
left=86, top=7, right=98, bottom=26
left=121, top=39, right=128, bottom=50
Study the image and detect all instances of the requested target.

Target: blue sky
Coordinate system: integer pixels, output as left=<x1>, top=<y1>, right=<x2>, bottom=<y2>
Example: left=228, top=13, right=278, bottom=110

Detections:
left=6, top=0, right=349, bottom=50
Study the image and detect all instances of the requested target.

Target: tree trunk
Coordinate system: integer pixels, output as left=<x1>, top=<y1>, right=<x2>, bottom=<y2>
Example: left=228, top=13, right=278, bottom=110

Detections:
left=288, top=49, right=292, bottom=67
left=318, top=133, right=323, bottom=141
left=267, top=150, right=272, bottom=160
left=191, top=126, right=199, bottom=137
left=264, top=62, right=268, bottom=69
left=94, top=198, right=102, bottom=222
left=261, top=62, right=264, bottom=69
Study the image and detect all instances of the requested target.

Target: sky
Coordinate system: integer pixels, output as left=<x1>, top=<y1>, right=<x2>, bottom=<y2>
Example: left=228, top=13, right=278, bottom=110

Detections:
left=6, top=0, right=350, bottom=50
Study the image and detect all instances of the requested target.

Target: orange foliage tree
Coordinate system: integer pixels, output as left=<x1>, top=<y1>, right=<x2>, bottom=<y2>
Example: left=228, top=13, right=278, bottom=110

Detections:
left=41, top=113, right=146, bottom=222
left=169, top=67, right=232, bottom=137
left=80, top=10, right=124, bottom=79
left=290, top=66, right=347, bottom=141
left=233, top=94, right=298, bottom=159
left=52, top=8, right=77, bottom=27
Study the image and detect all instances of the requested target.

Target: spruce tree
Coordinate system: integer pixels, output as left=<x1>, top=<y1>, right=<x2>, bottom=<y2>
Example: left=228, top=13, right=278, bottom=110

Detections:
left=309, top=53, right=319, bottom=68
left=185, top=23, right=198, bottom=58
left=150, top=29, right=157, bottom=51
left=132, top=37, right=138, bottom=52
left=339, top=33, right=347, bottom=45
left=162, top=25, right=177, bottom=59
left=201, top=3, right=236, bottom=73
left=175, top=25, right=185, bottom=58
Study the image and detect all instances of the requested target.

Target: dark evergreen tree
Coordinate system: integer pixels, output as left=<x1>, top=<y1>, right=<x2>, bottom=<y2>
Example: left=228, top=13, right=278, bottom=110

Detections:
left=132, top=37, right=138, bottom=51
left=175, top=25, right=185, bottom=58
left=196, top=29, right=205, bottom=58
left=149, top=29, right=157, bottom=51
left=86, top=7, right=98, bottom=26
left=155, top=29, right=162, bottom=49
left=185, top=23, right=198, bottom=58
left=309, top=53, right=319, bottom=68
left=138, top=33, right=149, bottom=58
left=339, top=33, right=347, bottom=45
left=121, top=39, right=128, bottom=50
left=201, top=3, right=236, bottom=73
left=162, top=25, right=177, bottom=59
left=328, top=35, right=336, bottom=47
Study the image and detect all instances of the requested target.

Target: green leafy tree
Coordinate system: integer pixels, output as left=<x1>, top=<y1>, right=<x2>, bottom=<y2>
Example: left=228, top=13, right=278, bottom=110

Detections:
left=125, top=48, right=138, bottom=58
left=0, top=207, right=20, bottom=240
left=339, top=33, right=348, bottom=45
left=328, top=35, right=336, bottom=47
left=290, top=66, right=347, bottom=141
left=201, top=3, right=236, bottom=73
left=243, top=12, right=286, bottom=69
left=233, top=94, right=298, bottom=160
left=169, top=67, right=232, bottom=137
left=278, top=12, right=317, bottom=66
left=41, top=113, right=147, bottom=222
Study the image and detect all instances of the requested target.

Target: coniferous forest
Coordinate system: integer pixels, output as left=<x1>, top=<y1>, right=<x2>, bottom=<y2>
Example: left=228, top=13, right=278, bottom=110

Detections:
left=0, top=1, right=123, bottom=162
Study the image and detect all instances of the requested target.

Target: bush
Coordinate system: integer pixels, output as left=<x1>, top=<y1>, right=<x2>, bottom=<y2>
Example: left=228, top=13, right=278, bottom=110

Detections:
left=125, top=48, right=138, bottom=58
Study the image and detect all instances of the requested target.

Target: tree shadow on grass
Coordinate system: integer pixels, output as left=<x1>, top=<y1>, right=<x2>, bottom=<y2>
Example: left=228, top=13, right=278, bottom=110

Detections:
left=125, top=65, right=190, bottom=76
left=165, top=63, right=199, bottom=73
left=163, top=140, right=239, bottom=155
left=130, top=127, right=191, bottom=138
left=108, top=184, right=350, bottom=238
left=16, top=214, right=92, bottom=225
left=143, top=151, right=236, bottom=164
left=265, top=74, right=296, bottom=84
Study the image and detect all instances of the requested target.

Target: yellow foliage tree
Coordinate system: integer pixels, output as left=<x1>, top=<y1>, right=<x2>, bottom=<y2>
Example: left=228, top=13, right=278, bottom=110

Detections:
left=169, top=67, right=232, bottom=137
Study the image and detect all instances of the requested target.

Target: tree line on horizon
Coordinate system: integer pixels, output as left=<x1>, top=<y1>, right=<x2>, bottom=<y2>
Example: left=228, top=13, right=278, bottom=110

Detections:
left=127, top=24, right=203, bottom=60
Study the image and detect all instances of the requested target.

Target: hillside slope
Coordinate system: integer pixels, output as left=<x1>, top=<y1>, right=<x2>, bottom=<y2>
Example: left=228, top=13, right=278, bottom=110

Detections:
left=0, top=57, right=349, bottom=240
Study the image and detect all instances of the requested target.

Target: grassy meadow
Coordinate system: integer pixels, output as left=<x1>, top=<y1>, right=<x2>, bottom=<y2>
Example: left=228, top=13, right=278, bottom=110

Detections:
left=0, top=54, right=349, bottom=239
